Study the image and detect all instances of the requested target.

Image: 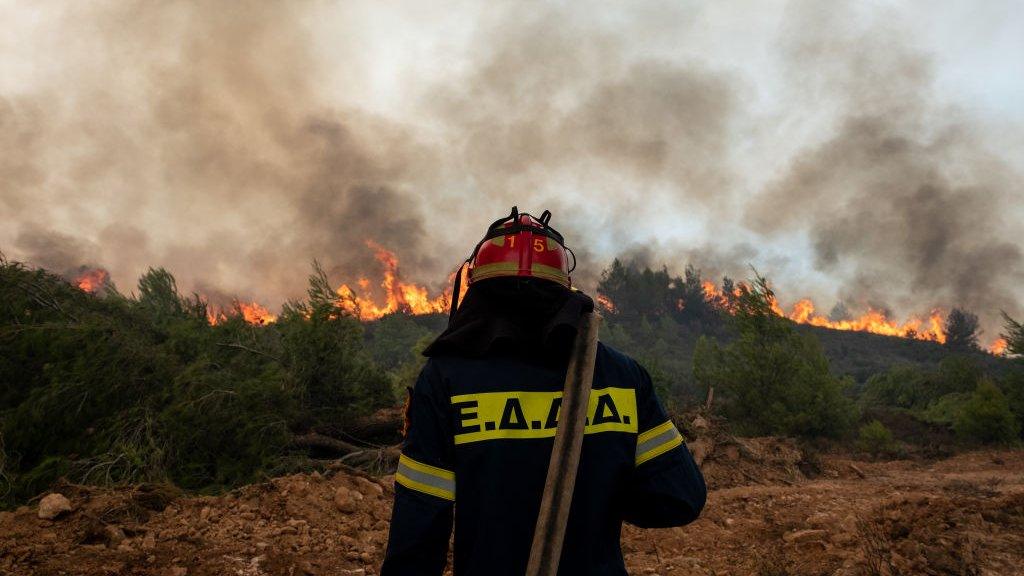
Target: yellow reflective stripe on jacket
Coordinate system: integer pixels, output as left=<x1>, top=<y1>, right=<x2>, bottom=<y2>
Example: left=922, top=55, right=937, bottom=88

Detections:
left=635, top=420, right=683, bottom=466
left=395, top=454, right=455, bottom=501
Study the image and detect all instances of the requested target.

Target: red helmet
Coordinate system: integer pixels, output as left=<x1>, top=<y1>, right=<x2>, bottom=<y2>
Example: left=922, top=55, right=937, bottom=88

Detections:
left=448, top=207, right=575, bottom=320
left=468, top=207, right=574, bottom=288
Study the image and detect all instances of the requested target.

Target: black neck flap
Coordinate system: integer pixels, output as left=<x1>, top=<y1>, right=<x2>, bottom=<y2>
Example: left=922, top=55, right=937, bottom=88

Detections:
left=425, top=277, right=594, bottom=364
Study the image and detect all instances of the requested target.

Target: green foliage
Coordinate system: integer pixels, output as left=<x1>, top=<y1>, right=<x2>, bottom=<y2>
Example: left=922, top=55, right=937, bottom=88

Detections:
left=857, top=351, right=1024, bottom=449
left=364, top=314, right=433, bottom=371
left=857, top=420, right=897, bottom=457
left=953, top=380, right=1020, bottom=445
left=1002, top=312, right=1024, bottom=356
left=935, top=354, right=984, bottom=397
left=861, top=365, right=929, bottom=409
left=0, top=258, right=394, bottom=507
left=693, top=275, right=857, bottom=438
left=944, top=308, right=980, bottom=350
left=997, top=366, right=1024, bottom=439
left=597, top=260, right=733, bottom=403
left=920, top=393, right=971, bottom=427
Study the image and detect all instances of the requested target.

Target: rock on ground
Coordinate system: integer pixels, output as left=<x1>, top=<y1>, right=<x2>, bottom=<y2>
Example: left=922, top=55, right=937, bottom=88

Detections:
left=37, top=493, right=73, bottom=520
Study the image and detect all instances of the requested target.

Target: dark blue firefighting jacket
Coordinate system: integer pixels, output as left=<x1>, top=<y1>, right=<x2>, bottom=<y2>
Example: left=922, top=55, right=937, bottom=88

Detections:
left=381, top=343, right=706, bottom=576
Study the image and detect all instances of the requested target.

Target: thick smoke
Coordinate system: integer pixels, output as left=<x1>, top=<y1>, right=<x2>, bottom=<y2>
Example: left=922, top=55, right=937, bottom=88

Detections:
left=746, top=1, right=1024, bottom=334
left=0, top=1, right=1021, bottom=335
left=1, top=1, right=453, bottom=304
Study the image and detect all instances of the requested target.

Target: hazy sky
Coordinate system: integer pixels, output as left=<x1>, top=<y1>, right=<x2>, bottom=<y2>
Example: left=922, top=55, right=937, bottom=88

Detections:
left=1, top=0, right=1022, bottom=337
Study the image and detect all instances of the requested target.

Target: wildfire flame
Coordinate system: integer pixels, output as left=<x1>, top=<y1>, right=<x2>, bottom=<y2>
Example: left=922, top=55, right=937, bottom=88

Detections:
left=596, top=293, right=617, bottom=313
left=335, top=241, right=451, bottom=321
left=989, top=338, right=1008, bottom=356
left=66, top=258, right=1013, bottom=351
left=701, top=280, right=948, bottom=342
left=702, top=280, right=742, bottom=312
left=206, top=301, right=277, bottom=326
left=238, top=301, right=277, bottom=325
left=69, top=242, right=452, bottom=327
left=74, top=268, right=109, bottom=293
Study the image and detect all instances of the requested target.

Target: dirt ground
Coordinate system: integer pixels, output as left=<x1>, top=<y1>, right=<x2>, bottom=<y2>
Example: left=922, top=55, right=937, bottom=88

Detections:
left=2, top=445, right=1023, bottom=576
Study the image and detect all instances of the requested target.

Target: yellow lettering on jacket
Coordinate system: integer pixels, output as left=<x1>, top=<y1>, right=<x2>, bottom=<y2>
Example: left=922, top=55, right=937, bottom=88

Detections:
left=450, top=387, right=637, bottom=445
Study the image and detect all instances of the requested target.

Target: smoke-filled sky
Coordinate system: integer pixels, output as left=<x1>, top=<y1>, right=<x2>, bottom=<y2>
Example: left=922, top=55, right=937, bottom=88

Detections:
left=1, top=0, right=1023, bottom=337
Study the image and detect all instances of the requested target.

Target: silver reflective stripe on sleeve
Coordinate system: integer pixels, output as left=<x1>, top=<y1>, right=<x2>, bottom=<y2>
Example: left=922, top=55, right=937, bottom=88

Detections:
left=635, top=420, right=684, bottom=466
left=395, top=454, right=456, bottom=501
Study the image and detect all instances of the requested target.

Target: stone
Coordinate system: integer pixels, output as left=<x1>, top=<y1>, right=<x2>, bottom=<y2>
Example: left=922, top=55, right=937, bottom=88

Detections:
left=37, top=493, right=73, bottom=520
left=355, top=477, right=384, bottom=498
left=334, top=486, right=363, bottom=513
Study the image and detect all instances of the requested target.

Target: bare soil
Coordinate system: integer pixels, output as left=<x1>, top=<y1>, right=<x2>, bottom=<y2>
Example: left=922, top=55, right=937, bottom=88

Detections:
left=2, top=446, right=1023, bottom=576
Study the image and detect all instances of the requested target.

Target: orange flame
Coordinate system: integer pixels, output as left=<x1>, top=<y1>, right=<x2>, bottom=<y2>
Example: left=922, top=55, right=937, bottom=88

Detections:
left=702, top=280, right=744, bottom=313
left=238, top=301, right=277, bottom=325
left=989, top=338, right=1008, bottom=356
left=335, top=241, right=451, bottom=321
left=701, top=282, right=947, bottom=343
left=206, top=309, right=226, bottom=326
left=74, top=268, right=109, bottom=293
left=596, top=293, right=617, bottom=313
left=206, top=300, right=277, bottom=326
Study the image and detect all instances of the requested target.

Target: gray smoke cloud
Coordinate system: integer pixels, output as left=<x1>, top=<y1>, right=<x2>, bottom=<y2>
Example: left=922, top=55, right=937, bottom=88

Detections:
left=745, top=0, right=1024, bottom=336
left=0, top=0, right=1021, bottom=338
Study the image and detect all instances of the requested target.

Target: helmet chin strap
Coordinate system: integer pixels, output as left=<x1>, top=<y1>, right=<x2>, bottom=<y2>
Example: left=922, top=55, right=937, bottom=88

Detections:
left=448, top=259, right=470, bottom=327
left=450, top=206, right=518, bottom=324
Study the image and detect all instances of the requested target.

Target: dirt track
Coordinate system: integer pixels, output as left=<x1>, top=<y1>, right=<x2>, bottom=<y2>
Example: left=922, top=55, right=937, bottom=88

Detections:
left=2, top=448, right=1023, bottom=576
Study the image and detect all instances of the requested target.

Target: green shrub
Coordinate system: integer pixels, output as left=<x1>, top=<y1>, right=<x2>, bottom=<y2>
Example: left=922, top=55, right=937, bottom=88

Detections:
left=861, top=365, right=929, bottom=409
left=936, top=355, right=984, bottom=397
left=920, top=393, right=971, bottom=427
left=857, top=420, right=897, bottom=457
left=953, top=380, right=1020, bottom=445
left=0, top=259, right=397, bottom=507
left=693, top=275, right=857, bottom=438
left=998, top=367, right=1024, bottom=439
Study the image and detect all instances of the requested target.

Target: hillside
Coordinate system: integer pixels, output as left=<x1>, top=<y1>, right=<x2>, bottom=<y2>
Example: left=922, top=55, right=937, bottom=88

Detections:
left=803, top=324, right=1009, bottom=383
left=362, top=310, right=1010, bottom=398
left=2, top=255, right=1021, bottom=513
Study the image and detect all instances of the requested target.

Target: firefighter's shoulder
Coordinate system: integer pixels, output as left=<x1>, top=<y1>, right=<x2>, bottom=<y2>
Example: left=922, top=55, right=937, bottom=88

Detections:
left=594, top=341, right=648, bottom=388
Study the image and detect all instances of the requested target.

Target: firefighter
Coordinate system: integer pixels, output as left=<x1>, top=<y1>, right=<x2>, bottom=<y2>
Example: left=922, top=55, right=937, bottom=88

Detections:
left=381, top=207, right=706, bottom=576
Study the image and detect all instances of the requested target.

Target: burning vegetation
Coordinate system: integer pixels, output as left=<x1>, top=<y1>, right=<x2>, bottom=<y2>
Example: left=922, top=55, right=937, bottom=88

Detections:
left=595, top=273, right=1007, bottom=355
left=67, top=243, right=453, bottom=327
left=700, top=280, right=948, bottom=343
left=335, top=241, right=451, bottom=322
left=64, top=251, right=1009, bottom=356
left=73, top=268, right=110, bottom=294
left=206, top=301, right=278, bottom=326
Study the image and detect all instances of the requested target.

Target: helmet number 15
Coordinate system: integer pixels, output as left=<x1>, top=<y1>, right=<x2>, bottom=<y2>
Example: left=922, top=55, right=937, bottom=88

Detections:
left=505, top=236, right=547, bottom=252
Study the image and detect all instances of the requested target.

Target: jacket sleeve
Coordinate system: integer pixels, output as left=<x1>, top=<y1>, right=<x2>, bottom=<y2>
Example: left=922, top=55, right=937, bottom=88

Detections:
left=622, top=361, right=707, bottom=528
left=381, top=360, right=455, bottom=576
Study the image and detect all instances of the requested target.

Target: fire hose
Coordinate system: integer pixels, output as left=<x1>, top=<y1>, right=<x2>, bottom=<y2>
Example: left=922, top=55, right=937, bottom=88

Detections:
left=525, top=311, right=601, bottom=576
